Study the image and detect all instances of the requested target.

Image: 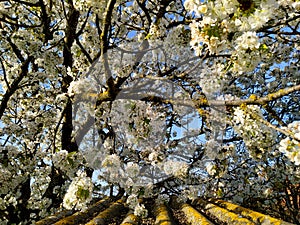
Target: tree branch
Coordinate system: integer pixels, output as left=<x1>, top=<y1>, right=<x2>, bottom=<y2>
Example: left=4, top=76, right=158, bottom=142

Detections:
left=206, top=84, right=300, bottom=107
left=0, top=56, right=34, bottom=120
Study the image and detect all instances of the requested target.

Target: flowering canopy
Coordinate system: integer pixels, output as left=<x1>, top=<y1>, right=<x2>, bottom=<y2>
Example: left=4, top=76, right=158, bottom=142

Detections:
left=0, top=0, right=299, bottom=224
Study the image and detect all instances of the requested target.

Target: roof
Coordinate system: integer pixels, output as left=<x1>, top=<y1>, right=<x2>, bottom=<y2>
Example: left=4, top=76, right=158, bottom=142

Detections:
left=36, top=196, right=295, bottom=225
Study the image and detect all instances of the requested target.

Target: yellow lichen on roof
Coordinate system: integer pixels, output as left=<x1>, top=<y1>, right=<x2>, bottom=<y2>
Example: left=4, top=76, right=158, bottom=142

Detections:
left=35, top=210, right=74, bottom=225
left=181, top=203, right=213, bottom=225
left=213, top=200, right=295, bottom=225
left=154, top=204, right=174, bottom=225
left=52, top=197, right=112, bottom=225
left=120, top=212, right=139, bottom=225
left=205, top=203, right=255, bottom=225
left=85, top=199, right=127, bottom=225
left=35, top=197, right=297, bottom=225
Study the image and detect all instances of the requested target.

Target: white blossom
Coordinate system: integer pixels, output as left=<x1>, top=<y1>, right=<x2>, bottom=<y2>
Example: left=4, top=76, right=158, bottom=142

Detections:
left=134, top=203, right=148, bottom=218
left=126, top=194, right=139, bottom=209
left=125, top=162, right=140, bottom=178
left=63, top=171, right=93, bottom=211
left=163, top=160, right=189, bottom=179
left=102, top=154, right=121, bottom=168
left=206, top=162, right=217, bottom=176
left=279, top=121, right=300, bottom=165
left=233, top=105, right=276, bottom=159
left=235, top=32, right=260, bottom=50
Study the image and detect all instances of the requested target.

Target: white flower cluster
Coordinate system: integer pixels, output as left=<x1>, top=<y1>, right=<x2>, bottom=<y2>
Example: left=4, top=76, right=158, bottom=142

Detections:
left=182, top=186, right=199, bottom=201
left=134, top=203, right=148, bottom=218
left=63, top=171, right=93, bottom=211
left=101, top=154, right=122, bottom=181
left=125, top=162, right=140, bottom=178
left=235, top=31, right=260, bottom=51
left=102, top=154, right=120, bottom=168
left=126, top=194, right=139, bottom=208
left=52, top=150, right=83, bottom=178
left=74, top=0, right=107, bottom=14
left=185, top=0, right=279, bottom=74
left=148, top=19, right=167, bottom=41
left=205, top=139, right=221, bottom=159
left=67, top=77, right=98, bottom=99
left=155, top=194, right=170, bottom=205
left=232, top=31, right=262, bottom=74
left=27, top=166, right=52, bottom=214
left=163, top=160, right=189, bottom=179
left=206, top=161, right=217, bottom=176
left=184, top=0, right=239, bottom=18
left=185, top=0, right=239, bottom=54
left=126, top=194, right=148, bottom=218
left=164, top=25, right=190, bottom=54
left=235, top=0, right=278, bottom=31
left=189, top=19, right=230, bottom=55
left=101, top=154, right=151, bottom=191
left=233, top=105, right=276, bottom=159
left=110, top=100, right=165, bottom=146
left=0, top=166, right=12, bottom=195
left=279, top=121, right=300, bottom=165
left=199, top=63, right=225, bottom=96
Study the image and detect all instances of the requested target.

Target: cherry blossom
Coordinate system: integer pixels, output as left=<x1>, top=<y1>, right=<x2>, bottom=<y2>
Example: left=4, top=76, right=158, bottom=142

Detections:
left=0, top=0, right=299, bottom=224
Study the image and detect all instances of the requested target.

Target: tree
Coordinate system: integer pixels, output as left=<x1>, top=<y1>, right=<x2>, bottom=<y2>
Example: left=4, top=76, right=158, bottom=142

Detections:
left=0, top=0, right=299, bottom=224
